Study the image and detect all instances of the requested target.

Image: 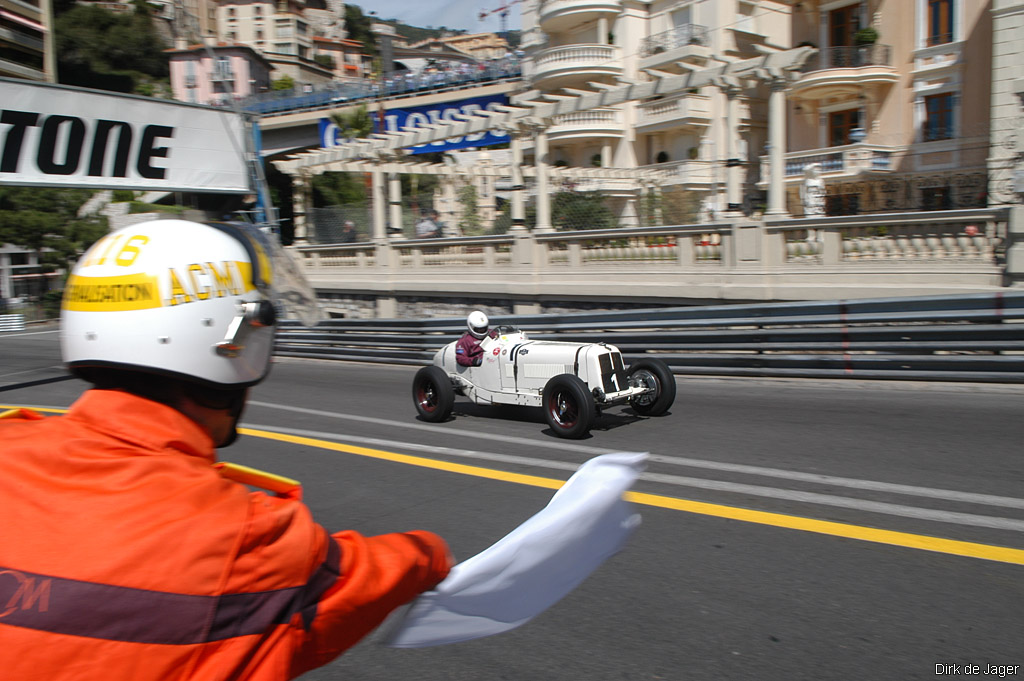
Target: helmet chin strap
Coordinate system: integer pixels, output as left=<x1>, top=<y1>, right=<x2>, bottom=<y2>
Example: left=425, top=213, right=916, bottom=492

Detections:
left=217, top=390, right=249, bottom=448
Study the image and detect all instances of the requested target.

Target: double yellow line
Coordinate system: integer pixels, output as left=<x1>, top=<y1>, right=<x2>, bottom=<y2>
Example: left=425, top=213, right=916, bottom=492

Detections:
left=245, top=428, right=1024, bottom=567
left=6, top=404, right=1023, bottom=566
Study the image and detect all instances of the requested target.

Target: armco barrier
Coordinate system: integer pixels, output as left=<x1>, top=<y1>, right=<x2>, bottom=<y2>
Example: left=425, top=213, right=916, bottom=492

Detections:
left=273, top=293, right=1024, bottom=383
left=0, top=315, right=26, bottom=332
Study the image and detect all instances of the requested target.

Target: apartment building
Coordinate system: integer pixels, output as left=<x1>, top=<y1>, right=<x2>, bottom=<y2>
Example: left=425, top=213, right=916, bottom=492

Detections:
left=167, top=41, right=273, bottom=105
left=215, top=0, right=338, bottom=85
left=989, top=0, right=1024, bottom=206
left=520, top=0, right=996, bottom=217
left=407, top=32, right=512, bottom=61
left=0, top=0, right=54, bottom=81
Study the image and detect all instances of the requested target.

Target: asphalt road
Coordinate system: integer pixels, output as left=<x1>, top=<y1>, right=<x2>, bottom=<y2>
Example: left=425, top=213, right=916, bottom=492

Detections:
left=3, top=326, right=1024, bottom=680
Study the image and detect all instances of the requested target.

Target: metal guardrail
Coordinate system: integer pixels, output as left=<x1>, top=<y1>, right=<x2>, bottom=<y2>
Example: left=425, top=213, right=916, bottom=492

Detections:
left=0, top=315, right=26, bottom=332
left=274, top=293, right=1024, bottom=383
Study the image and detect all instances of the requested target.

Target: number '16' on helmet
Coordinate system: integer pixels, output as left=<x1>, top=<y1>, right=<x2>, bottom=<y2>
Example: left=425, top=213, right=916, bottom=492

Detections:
left=61, top=219, right=282, bottom=389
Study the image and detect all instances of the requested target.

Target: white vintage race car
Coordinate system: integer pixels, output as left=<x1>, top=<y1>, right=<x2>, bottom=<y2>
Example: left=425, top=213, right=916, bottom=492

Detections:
left=411, top=325, right=675, bottom=438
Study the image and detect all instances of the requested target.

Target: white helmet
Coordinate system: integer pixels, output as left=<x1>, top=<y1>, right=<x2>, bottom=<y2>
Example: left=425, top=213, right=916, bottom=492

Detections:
left=467, top=310, right=489, bottom=339
left=61, top=219, right=319, bottom=389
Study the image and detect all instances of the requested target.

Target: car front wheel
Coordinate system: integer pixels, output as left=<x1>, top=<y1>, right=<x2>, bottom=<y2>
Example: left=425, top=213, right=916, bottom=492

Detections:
left=627, top=358, right=676, bottom=416
left=542, top=374, right=595, bottom=439
left=413, top=366, right=455, bottom=422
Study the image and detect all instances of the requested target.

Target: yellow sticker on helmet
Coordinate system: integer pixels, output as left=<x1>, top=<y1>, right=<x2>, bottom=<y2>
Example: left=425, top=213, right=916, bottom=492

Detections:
left=63, top=273, right=161, bottom=311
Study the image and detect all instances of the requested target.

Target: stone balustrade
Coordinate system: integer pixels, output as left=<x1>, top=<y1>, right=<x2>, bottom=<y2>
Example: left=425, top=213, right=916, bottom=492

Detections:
left=293, top=207, right=1020, bottom=318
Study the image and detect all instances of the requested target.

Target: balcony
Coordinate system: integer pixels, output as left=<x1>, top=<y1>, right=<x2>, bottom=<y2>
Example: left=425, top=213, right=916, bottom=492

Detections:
left=547, top=108, right=624, bottom=141
left=792, top=44, right=898, bottom=99
left=638, top=24, right=710, bottom=71
left=637, top=160, right=714, bottom=188
left=531, top=44, right=622, bottom=88
left=636, top=95, right=712, bottom=132
left=756, top=143, right=902, bottom=187
left=538, top=0, right=621, bottom=33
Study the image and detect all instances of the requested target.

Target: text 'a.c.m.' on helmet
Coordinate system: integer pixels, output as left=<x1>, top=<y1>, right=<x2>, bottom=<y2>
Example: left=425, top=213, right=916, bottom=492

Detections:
left=60, top=219, right=280, bottom=390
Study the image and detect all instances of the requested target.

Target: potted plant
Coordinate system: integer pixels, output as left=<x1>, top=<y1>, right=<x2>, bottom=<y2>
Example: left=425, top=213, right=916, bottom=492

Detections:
left=854, top=27, right=878, bottom=45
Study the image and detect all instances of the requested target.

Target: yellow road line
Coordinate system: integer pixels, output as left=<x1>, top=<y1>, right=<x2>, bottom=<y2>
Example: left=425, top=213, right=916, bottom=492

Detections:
left=6, top=407, right=1022, bottom=566
left=243, top=428, right=1024, bottom=567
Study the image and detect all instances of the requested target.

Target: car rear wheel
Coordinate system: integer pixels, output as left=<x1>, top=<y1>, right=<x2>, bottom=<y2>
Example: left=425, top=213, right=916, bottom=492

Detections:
left=627, top=358, right=676, bottom=416
left=543, top=374, right=595, bottom=439
left=413, top=366, right=454, bottom=422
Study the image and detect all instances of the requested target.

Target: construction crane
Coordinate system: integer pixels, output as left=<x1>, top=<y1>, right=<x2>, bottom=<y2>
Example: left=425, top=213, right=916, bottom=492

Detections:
left=478, top=0, right=522, bottom=38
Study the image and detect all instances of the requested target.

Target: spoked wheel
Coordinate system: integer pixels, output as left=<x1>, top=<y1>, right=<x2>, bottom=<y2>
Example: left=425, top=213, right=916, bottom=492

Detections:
left=542, top=374, right=595, bottom=439
left=627, top=358, right=676, bottom=416
left=412, top=366, right=454, bottom=422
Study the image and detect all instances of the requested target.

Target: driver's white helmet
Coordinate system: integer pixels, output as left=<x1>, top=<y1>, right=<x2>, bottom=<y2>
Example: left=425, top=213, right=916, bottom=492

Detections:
left=467, top=310, right=489, bottom=339
left=61, top=219, right=317, bottom=388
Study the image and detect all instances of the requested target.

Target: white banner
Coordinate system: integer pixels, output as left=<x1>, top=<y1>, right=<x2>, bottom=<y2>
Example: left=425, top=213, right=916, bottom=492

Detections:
left=0, top=78, right=252, bottom=194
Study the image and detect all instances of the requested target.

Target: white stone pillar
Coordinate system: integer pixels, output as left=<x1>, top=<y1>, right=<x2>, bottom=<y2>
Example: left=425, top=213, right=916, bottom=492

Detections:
left=371, top=165, right=386, bottom=240
left=602, top=142, right=613, bottom=168
left=724, top=84, right=743, bottom=215
left=766, top=77, right=790, bottom=217
left=388, top=172, right=402, bottom=236
left=598, top=16, right=609, bottom=45
left=291, top=172, right=310, bottom=243
left=535, top=126, right=552, bottom=233
left=510, top=131, right=526, bottom=232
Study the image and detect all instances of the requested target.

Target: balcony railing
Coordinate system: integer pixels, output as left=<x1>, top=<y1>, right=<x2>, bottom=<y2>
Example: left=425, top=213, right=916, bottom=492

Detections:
left=640, top=24, right=709, bottom=58
left=532, top=44, right=622, bottom=83
left=539, top=0, right=622, bottom=28
left=637, top=95, right=712, bottom=127
left=799, top=44, right=893, bottom=72
left=549, top=108, right=624, bottom=138
left=637, top=159, right=713, bottom=186
left=758, top=144, right=899, bottom=182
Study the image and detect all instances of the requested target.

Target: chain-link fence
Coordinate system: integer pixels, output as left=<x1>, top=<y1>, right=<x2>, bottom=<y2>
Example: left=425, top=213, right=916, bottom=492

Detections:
left=306, top=170, right=678, bottom=242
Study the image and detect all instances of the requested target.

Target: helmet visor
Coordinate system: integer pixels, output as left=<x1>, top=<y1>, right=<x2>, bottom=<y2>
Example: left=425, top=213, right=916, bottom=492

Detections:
left=213, top=222, right=324, bottom=327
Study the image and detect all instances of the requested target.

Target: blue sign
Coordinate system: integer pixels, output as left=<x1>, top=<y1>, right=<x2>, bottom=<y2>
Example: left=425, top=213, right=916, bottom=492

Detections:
left=319, top=94, right=509, bottom=155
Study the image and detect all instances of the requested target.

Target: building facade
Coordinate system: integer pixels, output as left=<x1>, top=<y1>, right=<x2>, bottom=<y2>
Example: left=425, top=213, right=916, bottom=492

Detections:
left=166, top=42, right=273, bottom=105
left=215, top=0, right=342, bottom=85
left=0, top=0, right=54, bottom=81
left=520, top=0, right=998, bottom=218
left=988, top=0, right=1024, bottom=206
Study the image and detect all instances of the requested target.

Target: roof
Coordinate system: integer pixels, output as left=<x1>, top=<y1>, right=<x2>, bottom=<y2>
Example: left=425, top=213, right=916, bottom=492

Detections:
left=164, top=42, right=275, bottom=70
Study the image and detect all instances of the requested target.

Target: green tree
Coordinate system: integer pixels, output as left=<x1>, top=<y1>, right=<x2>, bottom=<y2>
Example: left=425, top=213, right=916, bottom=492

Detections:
left=328, top=103, right=374, bottom=140
left=552, top=191, right=615, bottom=230
left=0, top=187, right=110, bottom=278
left=457, top=185, right=483, bottom=235
left=272, top=75, right=295, bottom=91
left=344, top=5, right=378, bottom=56
left=55, top=0, right=168, bottom=95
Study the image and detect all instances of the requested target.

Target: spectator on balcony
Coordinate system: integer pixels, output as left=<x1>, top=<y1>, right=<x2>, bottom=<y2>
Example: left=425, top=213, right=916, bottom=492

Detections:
left=415, top=209, right=441, bottom=239
left=340, top=220, right=358, bottom=243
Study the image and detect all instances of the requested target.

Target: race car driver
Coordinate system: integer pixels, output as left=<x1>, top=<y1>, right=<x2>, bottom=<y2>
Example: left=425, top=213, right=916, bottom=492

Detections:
left=0, top=219, right=452, bottom=681
left=455, top=309, right=492, bottom=367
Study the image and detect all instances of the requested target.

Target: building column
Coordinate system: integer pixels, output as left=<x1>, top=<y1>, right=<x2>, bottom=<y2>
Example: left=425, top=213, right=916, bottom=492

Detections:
left=602, top=142, right=613, bottom=168
left=766, top=77, right=790, bottom=217
left=535, top=126, right=552, bottom=233
left=510, top=130, right=526, bottom=232
left=723, top=83, right=743, bottom=215
left=441, top=173, right=458, bottom=235
left=371, top=164, right=386, bottom=241
left=388, top=172, right=402, bottom=236
left=598, top=16, right=609, bottom=45
left=291, top=171, right=311, bottom=243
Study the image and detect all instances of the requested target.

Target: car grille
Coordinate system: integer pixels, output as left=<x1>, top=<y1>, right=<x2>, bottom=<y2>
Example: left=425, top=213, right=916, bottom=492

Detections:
left=599, top=351, right=629, bottom=394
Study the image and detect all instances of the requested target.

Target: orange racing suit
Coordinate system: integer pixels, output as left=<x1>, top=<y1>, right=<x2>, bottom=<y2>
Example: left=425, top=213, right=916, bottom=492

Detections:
left=0, top=389, right=451, bottom=681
